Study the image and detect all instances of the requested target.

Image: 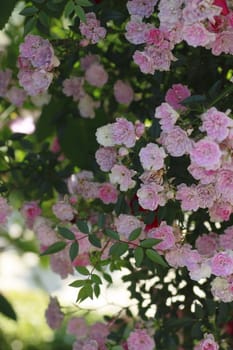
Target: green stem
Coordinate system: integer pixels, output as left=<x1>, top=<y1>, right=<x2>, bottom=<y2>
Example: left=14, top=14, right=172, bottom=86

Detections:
left=208, top=83, right=233, bottom=108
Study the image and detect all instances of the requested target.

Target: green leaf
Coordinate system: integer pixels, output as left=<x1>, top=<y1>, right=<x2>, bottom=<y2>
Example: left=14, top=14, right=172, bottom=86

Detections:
left=38, top=11, right=50, bottom=28
left=191, top=322, right=202, bottom=339
left=94, top=284, right=100, bottom=298
left=58, top=226, right=75, bottom=240
left=105, top=229, right=120, bottom=240
left=32, top=0, right=45, bottom=3
left=112, top=346, right=124, bottom=350
left=0, top=0, right=18, bottom=29
left=140, top=238, right=162, bottom=248
left=76, top=220, right=89, bottom=234
left=145, top=249, right=168, bottom=267
left=194, top=303, right=204, bottom=319
left=0, top=294, right=17, bottom=320
left=69, top=279, right=86, bottom=288
left=77, top=284, right=93, bottom=302
left=109, top=242, right=128, bottom=257
left=134, top=247, right=144, bottom=267
left=74, top=4, right=86, bottom=22
left=64, top=0, right=75, bottom=17
left=76, top=0, right=92, bottom=6
left=98, top=213, right=106, bottom=229
left=75, top=266, right=89, bottom=275
left=20, top=6, right=38, bottom=16
left=41, top=241, right=67, bottom=255
left=24, top=16, right=37, bottom=36
left=91, top=274, right=102, bottom=284
left=69, top=241, right=79, bottom=261
left=128, top=228, right=141, bottom=241
left=181, top=95, right=206, bottom=107
left=88, top=234, right=102, bottom=248
left=103, top=273, right=112, bottom=283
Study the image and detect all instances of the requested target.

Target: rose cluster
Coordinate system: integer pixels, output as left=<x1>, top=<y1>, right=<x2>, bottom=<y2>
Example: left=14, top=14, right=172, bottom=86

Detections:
left=17, top=35, right=60, bottom=96
left=125, top=0, right=233, bottom=74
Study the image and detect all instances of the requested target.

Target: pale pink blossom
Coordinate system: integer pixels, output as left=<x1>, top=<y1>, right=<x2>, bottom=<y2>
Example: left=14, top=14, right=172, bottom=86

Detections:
left=89, top=322, right=109, bottom=350
left=211, top=251, right=233, bottom=276
left=67, top=317, right=88, bottom=338
left=189, top=261, right=212, bottom=281
left=19, top=35, right=59, bottom=71
left=95, top=147, right=117, bottom=172
left=118, top=147, right=129, bottom=157
left=196, top=183, right=216, bottom=208
left=50, top=245, right=74, bottom=278
left=33, top=217, right=58, bottom=248
left=209, top=200, right=232, bottom=222
left=78, top=94, right=100, bottom=119
left=109, top=164, right=136, bottom=191
left=96, top=124, right=114, bottom=147
left=188, top=164, right=217, bottom=184
left=195, top=333, right=219, bottom=350
left=190, top=139, right=222, bottom=170
left=98, top=183, right=118, bottom=204
left=216, top=168, right=233, bottom=204
left=79, top=12, right=106, bottom=44
left=67, top=171, right=99, bottom=200
left=176, top=184, right=199, bottom=211
left=52, top=201, right=75, bottom=221
left=114, top=214, right=144, bottom=239
left=160, top=127, right=192, bottom=157
left=127, top=0, right=158, bottom=18
left=182, top=248, right=202, bottom=271
left=45, top=296, right=64, bottom=330
left=165, top=84, right=191, bottom=112
left=6, top=87, right=27, bottom=107
left=155, top=102, right=179, bottom=132
left=85, top=63, right=108, bottom=87
left=0, top=197, right=12, bottom=225
left=21, top=201, right=41, bottom=228
left=125, top=16, right=152, bottom=44
left=73, top=339, right=98, bottom=350
left=127, top=329, right=155, bottom=350
left=133, top=44, right=175, bottom=74
left=80, top=54, right=99, bottom=70
left=18, top=35, right=59, bottom=95
left=211, top=276, right=233, bottom=302
left=135, top=120, right=145, bottom=138
left=147, top=221, right=175, bottom=251
left=137, top=183, right=163, bottom=210
left=113, top=80, right=134, bottom=105
left=31, top=92, right=51, bottom=107
left=183, top=0, right=221, bottom=25
left=68, top=170, right=94, bottom=194
left=182, top=23, right=215, bottom=47
left=211, top=30, right=233, bottom=55
left=165, top=244, right=191, bottom=268
left=200, top=107, right=231, bottom=142
left=195, top=233, right=218, bottom=256
left=158, top=0, right=183, bottom=30
left=111, top=118, right=136, bottom=148
left=219, top=226, right=233, bottom=250
left=82, top=340, right=98, bottom=350
left=18, top=69, right=53, bottom=96
left=62, top=77, right=85, bottom=101
left=139, top=143, right=166, bottom=171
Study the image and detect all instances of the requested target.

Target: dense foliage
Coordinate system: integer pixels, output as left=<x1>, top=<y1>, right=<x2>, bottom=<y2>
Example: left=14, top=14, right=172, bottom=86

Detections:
left=1, top=0, right=233, bottom=349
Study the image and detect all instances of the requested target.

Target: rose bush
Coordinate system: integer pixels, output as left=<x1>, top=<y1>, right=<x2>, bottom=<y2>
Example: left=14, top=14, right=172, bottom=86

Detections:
left=1, top=0, right=233, bottom=349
